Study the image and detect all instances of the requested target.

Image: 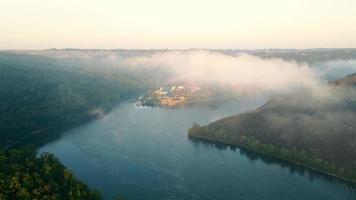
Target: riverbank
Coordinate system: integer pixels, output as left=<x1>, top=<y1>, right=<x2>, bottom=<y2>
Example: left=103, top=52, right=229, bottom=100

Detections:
left=38, top=101, right=356, bottom=200
left=188, top=126, right=356, bottom=184
left=9, top=96, right=141, bottom=149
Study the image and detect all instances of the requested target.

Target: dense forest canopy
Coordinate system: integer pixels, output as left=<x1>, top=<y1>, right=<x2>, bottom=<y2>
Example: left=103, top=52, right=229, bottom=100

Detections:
left=0, top=146, right=101, bottom=199
left=0, top=52, right=146, bottom=147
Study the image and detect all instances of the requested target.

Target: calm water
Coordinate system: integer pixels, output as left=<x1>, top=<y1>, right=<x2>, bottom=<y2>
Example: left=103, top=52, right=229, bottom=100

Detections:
left=38, top=99, right=356, bottom=200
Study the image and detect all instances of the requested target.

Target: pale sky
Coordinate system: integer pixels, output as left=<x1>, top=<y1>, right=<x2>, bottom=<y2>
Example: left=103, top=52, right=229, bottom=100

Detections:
left=1, top=0, right=356, bottom=49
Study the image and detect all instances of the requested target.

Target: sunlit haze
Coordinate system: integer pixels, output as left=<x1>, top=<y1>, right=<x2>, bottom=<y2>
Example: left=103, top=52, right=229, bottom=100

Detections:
left=2, top=1, right=356, bottom=199
left=1, top=0, right=356, bottom=49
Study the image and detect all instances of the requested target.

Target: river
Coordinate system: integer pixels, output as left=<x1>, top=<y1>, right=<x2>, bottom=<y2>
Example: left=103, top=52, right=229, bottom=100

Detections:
left=38, top=98, right=356, bottom=200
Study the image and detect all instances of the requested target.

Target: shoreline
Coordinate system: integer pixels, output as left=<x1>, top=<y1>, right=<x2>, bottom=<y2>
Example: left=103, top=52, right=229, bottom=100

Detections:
left=8, top=97, right=140, bottom=149
left=188, top=133, right=356, bottom=184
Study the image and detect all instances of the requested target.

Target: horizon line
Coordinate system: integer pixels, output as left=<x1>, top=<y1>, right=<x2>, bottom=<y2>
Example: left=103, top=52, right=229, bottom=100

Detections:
left=1, top=47, right=356, bottom=51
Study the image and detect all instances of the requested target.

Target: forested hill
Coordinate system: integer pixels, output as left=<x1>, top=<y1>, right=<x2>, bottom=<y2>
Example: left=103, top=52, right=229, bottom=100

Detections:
left=189, top=73, right=356, bottom=182
left=0, top=146, right=102, bottom=199
left=0, top=52, right=145, bottom=148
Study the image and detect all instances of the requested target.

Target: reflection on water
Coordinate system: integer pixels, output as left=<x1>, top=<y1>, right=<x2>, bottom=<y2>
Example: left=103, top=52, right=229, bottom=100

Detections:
left=38, top=99, right=356, bottom=200
left=188, top=137, right=356, bottom=196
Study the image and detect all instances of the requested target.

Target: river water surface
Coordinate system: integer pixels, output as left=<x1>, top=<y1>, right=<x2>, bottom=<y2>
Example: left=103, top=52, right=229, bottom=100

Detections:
left=38, top=99, right=356, bottom=200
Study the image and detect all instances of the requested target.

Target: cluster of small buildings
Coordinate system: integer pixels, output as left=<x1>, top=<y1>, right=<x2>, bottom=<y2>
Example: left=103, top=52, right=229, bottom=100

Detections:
left=142, top=85, right=201, bottom=108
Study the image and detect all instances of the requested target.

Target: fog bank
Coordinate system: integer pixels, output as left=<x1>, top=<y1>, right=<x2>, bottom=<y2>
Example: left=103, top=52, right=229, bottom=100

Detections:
left=122, top=51, right=320, bottom=95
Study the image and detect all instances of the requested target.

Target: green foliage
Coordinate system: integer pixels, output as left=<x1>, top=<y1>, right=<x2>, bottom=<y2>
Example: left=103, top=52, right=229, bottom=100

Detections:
left=0, top=53, right=135, bottom=199
left=0, top=53, right=145, bottom=147
left=0, top=146, right=102, bottom=200
left=188, top=124, right=356, bottom=182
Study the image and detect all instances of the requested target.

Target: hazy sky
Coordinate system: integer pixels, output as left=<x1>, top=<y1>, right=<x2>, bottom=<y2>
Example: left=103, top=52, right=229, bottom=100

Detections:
left=1, top=0, right=356, bottom=49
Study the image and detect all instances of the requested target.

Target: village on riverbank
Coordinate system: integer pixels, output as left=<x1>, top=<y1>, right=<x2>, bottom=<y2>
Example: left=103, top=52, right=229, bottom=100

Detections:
left=137, top=84, right=227, bottom=108
left=137, top=85, right=205, bottom=108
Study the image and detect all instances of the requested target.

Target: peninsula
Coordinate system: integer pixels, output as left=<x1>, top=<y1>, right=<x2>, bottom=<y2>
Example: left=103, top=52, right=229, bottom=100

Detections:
left=189, top=73, right=356, bottom=182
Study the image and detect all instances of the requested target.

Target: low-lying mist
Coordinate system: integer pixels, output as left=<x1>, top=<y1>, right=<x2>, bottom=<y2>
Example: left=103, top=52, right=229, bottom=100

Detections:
left=24, top=49, right=356, bottom=101
left=122, top=50, right=320, bottom=95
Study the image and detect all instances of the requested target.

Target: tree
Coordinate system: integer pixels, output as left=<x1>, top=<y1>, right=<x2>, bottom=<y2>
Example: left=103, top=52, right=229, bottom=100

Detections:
left=0, top=146, right=102, bottom=199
